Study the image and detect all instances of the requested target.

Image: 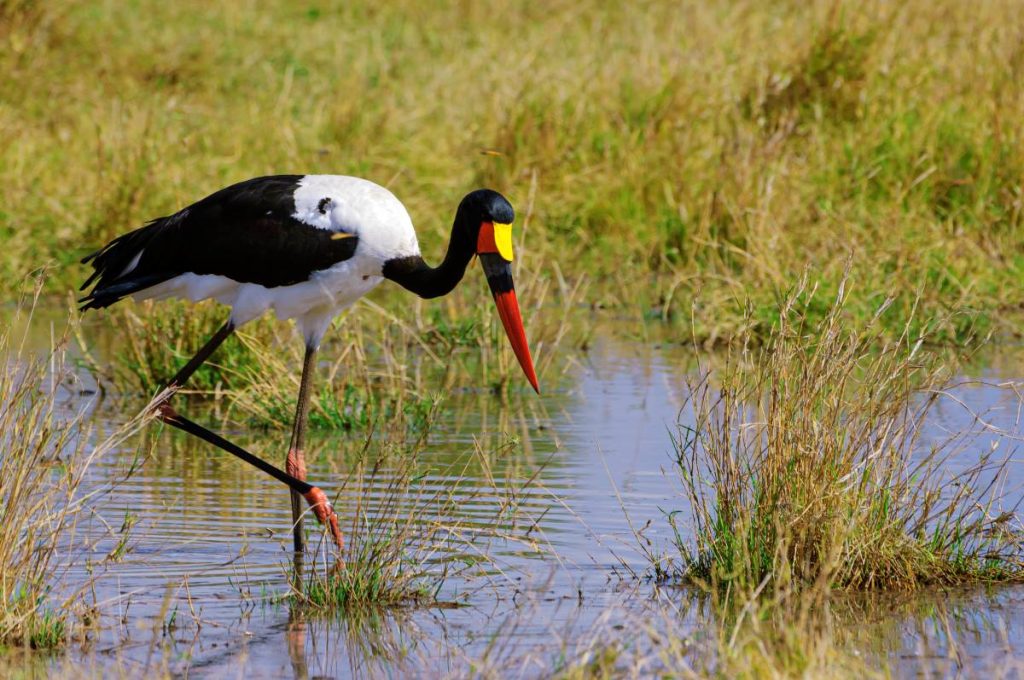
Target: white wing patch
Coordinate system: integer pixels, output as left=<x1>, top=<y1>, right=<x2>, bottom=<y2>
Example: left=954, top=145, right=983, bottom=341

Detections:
left=291, top=175, right=421, bottom=262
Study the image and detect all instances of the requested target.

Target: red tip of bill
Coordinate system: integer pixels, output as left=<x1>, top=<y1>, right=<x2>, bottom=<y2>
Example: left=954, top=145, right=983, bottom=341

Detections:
left=493, top=289, right=540, bottom=393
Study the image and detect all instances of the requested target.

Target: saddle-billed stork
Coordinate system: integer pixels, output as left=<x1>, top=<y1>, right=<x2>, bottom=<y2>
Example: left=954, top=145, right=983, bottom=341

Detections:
left=80, top=175, right=539, bottom=552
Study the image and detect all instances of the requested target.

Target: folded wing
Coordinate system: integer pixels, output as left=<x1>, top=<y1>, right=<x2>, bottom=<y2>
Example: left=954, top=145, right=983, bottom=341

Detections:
left=80, top=175, right=360, bottom=310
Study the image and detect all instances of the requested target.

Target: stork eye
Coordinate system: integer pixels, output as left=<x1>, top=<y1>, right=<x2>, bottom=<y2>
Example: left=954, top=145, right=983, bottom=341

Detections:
left=317, top=197, right=331, bottom=214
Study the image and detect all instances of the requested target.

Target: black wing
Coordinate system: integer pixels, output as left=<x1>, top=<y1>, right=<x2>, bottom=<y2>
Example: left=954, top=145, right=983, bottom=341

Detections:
left=79, top=175, right=359, bottom=310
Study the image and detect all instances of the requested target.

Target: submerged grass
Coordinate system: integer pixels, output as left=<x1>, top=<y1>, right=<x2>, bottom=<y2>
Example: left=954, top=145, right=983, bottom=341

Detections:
left=459, top=587, right=881, bottom=679
left=660, top=276, right=1024, bottom=600
left=0, top=283, right=146, bottom=650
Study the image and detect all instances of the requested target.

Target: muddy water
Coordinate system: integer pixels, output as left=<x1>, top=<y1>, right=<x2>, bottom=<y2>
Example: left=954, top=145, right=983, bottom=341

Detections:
left=14, top=317, right=1024, bottom=677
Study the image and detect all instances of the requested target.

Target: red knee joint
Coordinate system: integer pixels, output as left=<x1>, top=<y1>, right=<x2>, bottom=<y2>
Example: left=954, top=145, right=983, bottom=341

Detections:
left=286, top=448, right=307, bottom=480
left=303, top=486, right=343, bottom=550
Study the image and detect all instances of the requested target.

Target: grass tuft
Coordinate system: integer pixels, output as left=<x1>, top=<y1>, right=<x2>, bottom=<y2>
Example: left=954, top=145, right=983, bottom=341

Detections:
left=661, top=275, right=1023, bottom=598
left=76, top=301, right=269, bottom=395
left=228, top=325, right=444, bottom=433
left=747, top=20, right=875, bottom=131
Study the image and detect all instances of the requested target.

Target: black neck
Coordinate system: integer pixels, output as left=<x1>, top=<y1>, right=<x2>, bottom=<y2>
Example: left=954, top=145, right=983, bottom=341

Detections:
left=382, top=211, right=477, bottom=300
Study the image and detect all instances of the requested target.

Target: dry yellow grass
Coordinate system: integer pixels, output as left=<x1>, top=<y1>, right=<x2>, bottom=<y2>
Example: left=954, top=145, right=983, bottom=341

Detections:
left=0, top=283, right=148, bottom=649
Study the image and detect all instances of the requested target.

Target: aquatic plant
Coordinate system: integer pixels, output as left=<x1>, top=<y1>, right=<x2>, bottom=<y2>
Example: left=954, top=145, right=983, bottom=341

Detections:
left=225, top=317, right=446, bottom=434
left=454, top=588, right=877, bottom=679
left=75, top=300, right=271, bottom=396
left=662, top=276, right=1024, bottom=598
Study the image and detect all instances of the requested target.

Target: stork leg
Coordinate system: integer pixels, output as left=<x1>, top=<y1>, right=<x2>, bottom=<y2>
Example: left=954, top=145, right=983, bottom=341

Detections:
left=155, top=403, right=342, bottom=547
left=152, top=322, right=341, bottom=550
left=287, top=344, right=318, bottom=553
left=165, top=321, right=236, bottom=391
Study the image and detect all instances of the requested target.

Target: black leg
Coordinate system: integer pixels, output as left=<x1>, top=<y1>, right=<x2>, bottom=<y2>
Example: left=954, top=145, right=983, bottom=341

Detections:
left=151, top=321, right=341, bottom=549
left=167, top=321, right=235, bottom=390
left=287, top=344, right=318, bottom=553
left=158, top=403, right=311, bottom=491
left=155, top=403, right=342, bottom=547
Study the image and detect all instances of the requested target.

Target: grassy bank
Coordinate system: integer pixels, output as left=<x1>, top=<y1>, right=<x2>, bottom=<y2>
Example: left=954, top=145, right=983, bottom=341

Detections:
left=2, top=0, right=1022, bottom=344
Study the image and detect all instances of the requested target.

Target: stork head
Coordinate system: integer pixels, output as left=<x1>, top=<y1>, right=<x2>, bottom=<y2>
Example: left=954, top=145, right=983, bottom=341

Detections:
left=458, top=190, right=539, bottom=394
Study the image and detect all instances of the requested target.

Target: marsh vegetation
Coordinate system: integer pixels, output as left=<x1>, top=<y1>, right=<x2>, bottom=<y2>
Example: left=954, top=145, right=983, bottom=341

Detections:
left=0, top=287, right=146, bottom=650
left=3, top=0, right=1023, bottom=342
left=665, top=280, right=1023, bottom=595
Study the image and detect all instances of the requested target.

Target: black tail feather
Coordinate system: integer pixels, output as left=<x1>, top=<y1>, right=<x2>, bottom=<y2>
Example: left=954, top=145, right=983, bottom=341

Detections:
left=79, top=218, right=175, bottom=311
left=78, top=273, right=170, bottom=310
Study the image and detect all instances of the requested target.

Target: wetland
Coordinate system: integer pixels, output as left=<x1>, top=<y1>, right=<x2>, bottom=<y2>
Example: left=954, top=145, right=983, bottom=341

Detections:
left=4, top=301, right=1024, bottom=678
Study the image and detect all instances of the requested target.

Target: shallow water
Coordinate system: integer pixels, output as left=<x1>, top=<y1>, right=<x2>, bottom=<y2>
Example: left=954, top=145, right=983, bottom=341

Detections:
left=10, top=313, right=1024, bottom=678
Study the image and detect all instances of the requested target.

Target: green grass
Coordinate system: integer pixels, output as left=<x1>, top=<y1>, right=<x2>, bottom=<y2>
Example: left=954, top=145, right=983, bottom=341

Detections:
left=225, top=318, right=446, bottom=432
left=1, top=0, right=1021, bottom=345
left=76, top=301, right=270, bottom=395
left=656, top=277, right=1023, bottom=601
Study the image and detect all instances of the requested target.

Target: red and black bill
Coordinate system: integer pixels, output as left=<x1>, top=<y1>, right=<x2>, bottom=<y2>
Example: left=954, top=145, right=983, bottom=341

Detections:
left=479, top=253, right=539, bottom=393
